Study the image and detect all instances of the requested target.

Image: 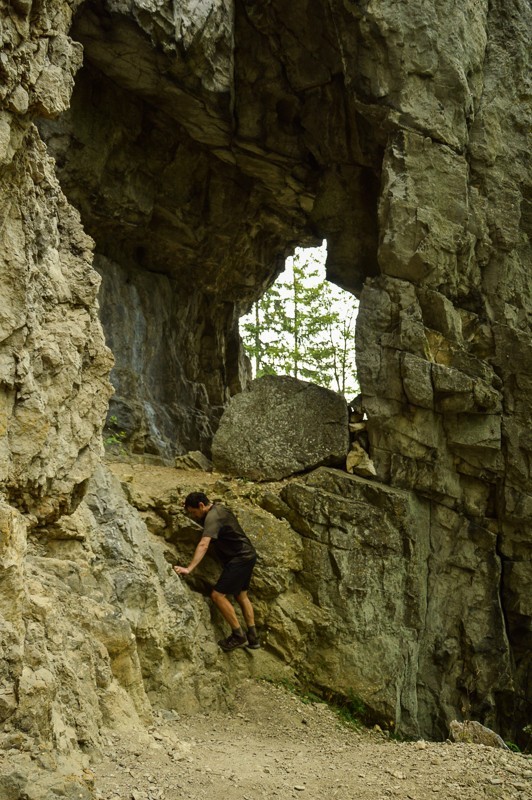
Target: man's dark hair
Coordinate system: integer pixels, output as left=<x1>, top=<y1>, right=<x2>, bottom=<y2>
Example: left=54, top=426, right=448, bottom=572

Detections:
left=184, top=491, right=210, bottom=509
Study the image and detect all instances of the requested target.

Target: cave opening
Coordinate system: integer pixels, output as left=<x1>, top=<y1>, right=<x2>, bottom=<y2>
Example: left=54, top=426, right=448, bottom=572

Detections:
left=239, top=241, right=359, bottom=399
left=37, top=0, right=382, bottom=465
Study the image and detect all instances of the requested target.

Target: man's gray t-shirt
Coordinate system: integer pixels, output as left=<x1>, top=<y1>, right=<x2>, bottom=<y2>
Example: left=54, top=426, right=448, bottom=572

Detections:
left=201, top=503, right=256, bottom=566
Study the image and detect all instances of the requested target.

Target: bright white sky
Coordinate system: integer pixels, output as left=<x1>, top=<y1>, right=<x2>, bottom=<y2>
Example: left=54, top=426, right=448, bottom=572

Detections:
left=284, top=241, right=358, bottom=325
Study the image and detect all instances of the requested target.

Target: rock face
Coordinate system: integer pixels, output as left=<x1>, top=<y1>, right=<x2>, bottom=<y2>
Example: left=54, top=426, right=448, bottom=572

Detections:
left=91, top=462, right=510, bottom=741
left=212, top=376, right=350, bottom=480
left=0, top=465, right=286, bottom=796
left=0, top=0, right=531, bottom=788
left=279, top=469, right=510, bottom=738
left=0, top=6, right=113, bottom=522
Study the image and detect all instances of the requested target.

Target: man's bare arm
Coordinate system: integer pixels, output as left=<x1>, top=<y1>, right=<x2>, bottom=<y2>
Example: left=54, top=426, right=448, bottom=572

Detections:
left=174, top=537, right=211, bottom=575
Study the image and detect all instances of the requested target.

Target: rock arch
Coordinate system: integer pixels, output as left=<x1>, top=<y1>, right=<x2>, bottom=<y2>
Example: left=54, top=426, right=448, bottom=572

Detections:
left=40, top=0, right=382, bottom=457
left=0, top=0, right=530, bottom=758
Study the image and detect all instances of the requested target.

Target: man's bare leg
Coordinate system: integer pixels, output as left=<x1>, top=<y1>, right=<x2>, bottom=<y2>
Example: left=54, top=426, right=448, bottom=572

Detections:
left=211, top=589, right=248, bottom=651
left=235, top=591, right=255, bottom=627
left=211, top=589, right=240, bottom=629
left=236, top=591, right=260, bottom=648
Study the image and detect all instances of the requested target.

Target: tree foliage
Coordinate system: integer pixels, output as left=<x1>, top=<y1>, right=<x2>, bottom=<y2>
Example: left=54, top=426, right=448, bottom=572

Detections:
left=240, top=247, right=358, bottom=397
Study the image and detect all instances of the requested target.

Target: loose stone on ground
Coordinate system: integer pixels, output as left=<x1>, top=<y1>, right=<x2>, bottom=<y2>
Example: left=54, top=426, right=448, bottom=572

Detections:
left=91, top=681, right=531, bottom=800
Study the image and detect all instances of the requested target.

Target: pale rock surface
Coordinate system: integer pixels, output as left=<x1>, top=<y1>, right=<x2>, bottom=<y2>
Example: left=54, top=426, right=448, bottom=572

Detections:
left=174, top=450, right=213, bottom=472
left=0, top=4, right=113, bottom=523
left=449, top=720, right=509, bottom=750
left=0, top=126, right=113, bottom=522
left=212, top=375, right=350, bottom=480
left=346, top=441, right=377, bottom=478
left=0, top=463, right=293, bottom=796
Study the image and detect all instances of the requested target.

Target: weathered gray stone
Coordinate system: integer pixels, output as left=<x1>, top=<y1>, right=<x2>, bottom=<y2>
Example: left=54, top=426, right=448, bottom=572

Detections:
left=212, top=376, right=350, bottom=481
left=0, top=129, right=113, bottom=521
left=280, top=468, right=431, bottom=733
left=449, top=720, right=509, bottom=750
left=390, top=454, right=462, bottom=505
left=174, top=451, right=213, bottom=472
left=0, top=771, right=27, bottom=800
left=418, top=289, right=463, bottom=343
left=401, top=353, right=434, bottom=409
left=380, top=137, right=464, bottom=280
left=433, top=364, right=474, bottom=396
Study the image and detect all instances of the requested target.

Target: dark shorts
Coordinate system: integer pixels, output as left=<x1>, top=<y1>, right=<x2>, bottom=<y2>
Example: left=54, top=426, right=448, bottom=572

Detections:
left=214, top=556, right=257, bottom=596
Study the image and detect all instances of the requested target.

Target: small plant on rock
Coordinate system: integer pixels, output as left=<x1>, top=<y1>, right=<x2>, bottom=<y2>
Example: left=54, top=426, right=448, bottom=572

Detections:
left=334, top=691, right=368, bottom=729
left=104, top=415, right=128, bottom=454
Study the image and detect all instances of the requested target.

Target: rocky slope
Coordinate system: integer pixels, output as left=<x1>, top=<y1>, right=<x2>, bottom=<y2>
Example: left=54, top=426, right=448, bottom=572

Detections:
left=90, top=681, right=532, bottom=800
left=0, top=0, right=531, bottom=796
left=2, top=458, right=530, bottom=798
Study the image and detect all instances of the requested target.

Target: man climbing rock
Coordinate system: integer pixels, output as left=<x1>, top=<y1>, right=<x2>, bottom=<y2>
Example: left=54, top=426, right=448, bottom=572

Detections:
left=174, top=491, right=260, bottom=652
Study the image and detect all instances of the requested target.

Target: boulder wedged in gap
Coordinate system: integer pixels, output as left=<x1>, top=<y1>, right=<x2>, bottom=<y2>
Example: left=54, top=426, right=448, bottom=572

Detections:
left=212, top=375, right=350, bottom=481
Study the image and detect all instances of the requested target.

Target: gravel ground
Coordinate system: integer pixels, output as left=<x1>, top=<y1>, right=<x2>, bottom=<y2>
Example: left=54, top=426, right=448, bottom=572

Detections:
left=92, top=680, right=531, bottom=800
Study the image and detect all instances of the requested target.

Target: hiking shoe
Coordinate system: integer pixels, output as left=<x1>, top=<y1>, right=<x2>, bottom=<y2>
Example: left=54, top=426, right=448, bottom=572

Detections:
left=246, top=632, right=261, bottom=650
left=218, top=632, right=248, bottom=652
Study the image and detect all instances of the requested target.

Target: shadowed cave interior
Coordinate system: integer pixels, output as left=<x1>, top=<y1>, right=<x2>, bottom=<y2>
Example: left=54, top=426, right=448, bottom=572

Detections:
left=40, top=0, right=382, bottom=460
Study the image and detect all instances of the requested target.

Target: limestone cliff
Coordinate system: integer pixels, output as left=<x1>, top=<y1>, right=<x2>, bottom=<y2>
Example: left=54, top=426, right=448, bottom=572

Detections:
left=0, top=0, right=531, bottom=794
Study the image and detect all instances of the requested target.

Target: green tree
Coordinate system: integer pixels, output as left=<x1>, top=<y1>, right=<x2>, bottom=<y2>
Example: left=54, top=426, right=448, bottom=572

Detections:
left=241, top=281, right=289, bottom=377
left=240, top=246, right=358, bottom=397
left=321, top=293, right=358, bottom=396
left=279, top=251, right=337, bottom=385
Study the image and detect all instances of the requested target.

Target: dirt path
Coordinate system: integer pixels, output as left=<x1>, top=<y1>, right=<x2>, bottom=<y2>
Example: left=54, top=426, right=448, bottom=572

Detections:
left=92, top=680, right=531, bottom=800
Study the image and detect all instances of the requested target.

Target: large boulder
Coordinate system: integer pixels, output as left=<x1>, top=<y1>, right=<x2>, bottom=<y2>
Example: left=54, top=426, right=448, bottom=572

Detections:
left=212, top=375, right=350, bottom=480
